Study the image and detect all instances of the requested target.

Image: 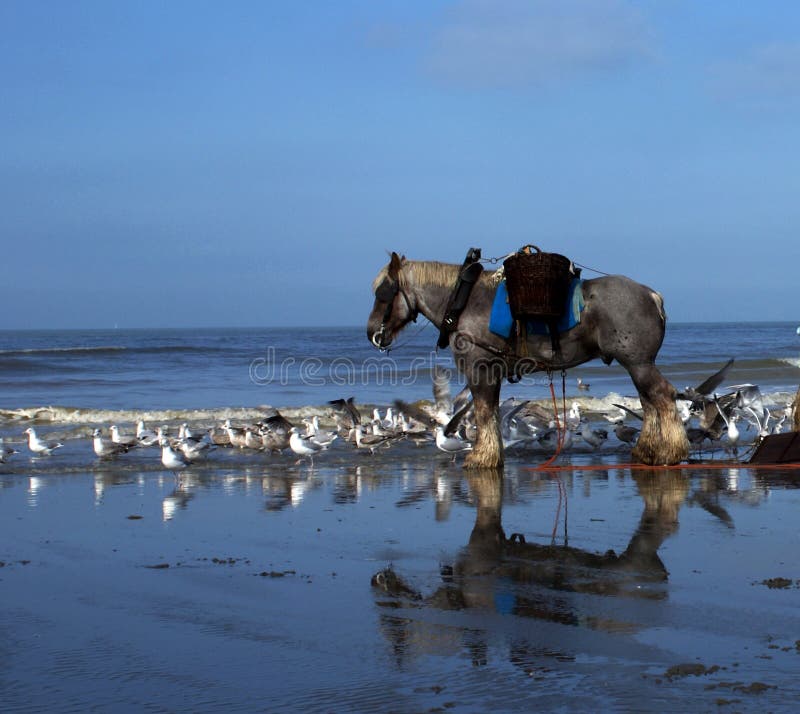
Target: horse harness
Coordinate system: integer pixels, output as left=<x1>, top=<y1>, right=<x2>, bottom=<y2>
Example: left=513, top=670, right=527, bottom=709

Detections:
left=371, top=275, right=417, bottom=349
left=372, top=247, right=557, bottom=381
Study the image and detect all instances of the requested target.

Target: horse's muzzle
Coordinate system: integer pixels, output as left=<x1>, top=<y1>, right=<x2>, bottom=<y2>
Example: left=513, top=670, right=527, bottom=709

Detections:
left=370, top=325, right=392, bottom=351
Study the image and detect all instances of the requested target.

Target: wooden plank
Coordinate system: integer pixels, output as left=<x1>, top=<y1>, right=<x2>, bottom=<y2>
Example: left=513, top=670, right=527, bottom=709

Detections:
left=748, top=432, right=800, bottom=464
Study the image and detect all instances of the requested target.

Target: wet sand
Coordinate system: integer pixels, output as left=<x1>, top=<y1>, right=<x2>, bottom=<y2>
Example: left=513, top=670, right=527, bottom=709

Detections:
left=2, top=440, right=800, bottom=712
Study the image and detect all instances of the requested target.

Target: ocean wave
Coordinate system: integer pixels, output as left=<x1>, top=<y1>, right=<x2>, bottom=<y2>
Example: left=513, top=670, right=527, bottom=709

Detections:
left=0, top=345, right=229, bottom=358
left=778, top=357, right=800, bottom=369
left=0, top=383, right=795, bottom=429
left=0, top=404, right=338, bottom=426
left=0, top=346, right=129, bottom=356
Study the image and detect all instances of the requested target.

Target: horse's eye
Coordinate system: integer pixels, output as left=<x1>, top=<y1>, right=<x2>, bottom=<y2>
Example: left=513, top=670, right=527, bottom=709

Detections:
left=375, top=280, right=397, bottom=303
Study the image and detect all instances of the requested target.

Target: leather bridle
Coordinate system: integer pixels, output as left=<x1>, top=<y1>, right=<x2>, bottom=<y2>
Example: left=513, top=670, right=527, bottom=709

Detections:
left=371, top=277, right=416, bottom=350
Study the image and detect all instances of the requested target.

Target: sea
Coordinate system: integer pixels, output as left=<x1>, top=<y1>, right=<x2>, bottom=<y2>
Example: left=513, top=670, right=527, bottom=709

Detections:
left=1, top=322, right=799, bottom=427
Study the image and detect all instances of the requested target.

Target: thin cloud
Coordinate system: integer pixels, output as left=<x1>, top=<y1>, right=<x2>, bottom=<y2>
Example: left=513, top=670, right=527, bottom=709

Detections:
left=709, top=42, right=800, bottom=101
left=426, top=0, right=653, bottom=89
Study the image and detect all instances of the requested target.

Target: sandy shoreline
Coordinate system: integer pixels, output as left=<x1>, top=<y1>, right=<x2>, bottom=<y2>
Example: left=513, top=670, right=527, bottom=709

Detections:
left=2, top=446, right=800, bottom=712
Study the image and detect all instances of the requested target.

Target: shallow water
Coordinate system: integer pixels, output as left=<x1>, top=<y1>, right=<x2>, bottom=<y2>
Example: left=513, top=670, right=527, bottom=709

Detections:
left=2, top=445, right=800, bottom=712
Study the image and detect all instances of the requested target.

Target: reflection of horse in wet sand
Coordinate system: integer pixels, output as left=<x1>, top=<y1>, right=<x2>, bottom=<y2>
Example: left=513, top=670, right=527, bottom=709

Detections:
left=372, top=470, right=690, bottom=644
left=367, top=253, right=689, bottom=467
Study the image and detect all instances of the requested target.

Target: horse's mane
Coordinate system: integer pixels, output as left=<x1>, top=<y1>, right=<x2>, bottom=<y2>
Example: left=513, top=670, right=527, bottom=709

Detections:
left=372, top=259, right=499, bottom=291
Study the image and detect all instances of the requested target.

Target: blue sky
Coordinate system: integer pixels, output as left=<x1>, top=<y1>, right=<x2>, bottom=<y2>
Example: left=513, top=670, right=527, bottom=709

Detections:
left=2, top=0, right=800, bottom=328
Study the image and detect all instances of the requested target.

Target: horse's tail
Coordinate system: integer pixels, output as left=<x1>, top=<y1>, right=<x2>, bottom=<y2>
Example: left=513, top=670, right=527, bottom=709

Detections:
left=650, top=290, right=666, bottom=325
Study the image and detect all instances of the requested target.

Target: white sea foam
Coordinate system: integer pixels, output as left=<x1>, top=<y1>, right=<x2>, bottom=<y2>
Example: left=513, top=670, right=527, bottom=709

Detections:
left=0, top=405, right=331, bottom=426
left=1, top=387, right=794, bottom=431
left=778, top=357, right=800, bottom=369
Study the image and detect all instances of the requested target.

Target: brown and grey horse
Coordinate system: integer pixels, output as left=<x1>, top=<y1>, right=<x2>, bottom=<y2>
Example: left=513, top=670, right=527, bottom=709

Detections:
left=366, top=252, right=689, bottom=468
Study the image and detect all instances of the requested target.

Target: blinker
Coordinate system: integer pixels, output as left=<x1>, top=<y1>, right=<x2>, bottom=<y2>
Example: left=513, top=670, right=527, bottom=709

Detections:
left=375, top=279, right=398, bottom=303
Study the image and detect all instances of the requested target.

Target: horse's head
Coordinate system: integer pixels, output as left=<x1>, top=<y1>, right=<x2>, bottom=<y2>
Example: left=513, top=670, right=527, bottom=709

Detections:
left=366, top=252, right=418, bottom=350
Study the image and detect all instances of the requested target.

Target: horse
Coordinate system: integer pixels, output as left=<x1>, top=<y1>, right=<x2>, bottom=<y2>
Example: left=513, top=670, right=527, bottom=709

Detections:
left=366, top=252, right=689, bottom=468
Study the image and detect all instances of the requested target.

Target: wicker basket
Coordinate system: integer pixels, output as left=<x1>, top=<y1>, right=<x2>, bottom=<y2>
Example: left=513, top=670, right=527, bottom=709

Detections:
left=503, top=245, right=573, bottom=320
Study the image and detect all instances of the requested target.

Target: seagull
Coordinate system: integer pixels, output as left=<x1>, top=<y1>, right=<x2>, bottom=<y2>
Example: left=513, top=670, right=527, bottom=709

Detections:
left=136, top=420, right=159, bottom=445
left=177, top=433, right=215, bottom=462
left=23, top=427, right=63, bottom=456
left=566, top=402, right=582, bottom=431
left=0, top=437, right=19, bottom=463
left=686, top=427, right=712, bottom=451
left=304, top=418, right=338, bottom=449
left=329, top=397, right=361, bottom=433
left=160, top=438, right=190, bottom=475
left=92, top=428, right=130, bottom=458
left=222, top=419, right=249, bottom=449
left=538, top=427, right=572, bottom=451
left=580, top=422, right=608, bottom=449
left=354, top=425, right=394, bottom=454
left=434, top=426, right=472, bottom=462
left=110, top=424, right=138, bottom=447
left=614, top=424, right=639, bottom=447
left=676, top=399, right=692, bottom=424
left=678, top=358, right=735, bottom=408
left=289, top=427, right=325, bottom=465
left=603, top=407, right=627, bottom=425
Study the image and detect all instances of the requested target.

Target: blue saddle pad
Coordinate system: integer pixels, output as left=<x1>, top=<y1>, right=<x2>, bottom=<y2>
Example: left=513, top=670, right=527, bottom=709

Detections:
left=489, top=278, right=585, bottom=339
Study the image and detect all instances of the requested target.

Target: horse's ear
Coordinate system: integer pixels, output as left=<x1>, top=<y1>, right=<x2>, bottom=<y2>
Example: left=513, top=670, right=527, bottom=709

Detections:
left=388, top=251, right=402, bottom=278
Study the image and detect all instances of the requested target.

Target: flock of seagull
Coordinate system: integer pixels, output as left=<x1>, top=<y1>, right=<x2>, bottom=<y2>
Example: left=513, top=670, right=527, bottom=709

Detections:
left=0, top=359, right=792, bottom=472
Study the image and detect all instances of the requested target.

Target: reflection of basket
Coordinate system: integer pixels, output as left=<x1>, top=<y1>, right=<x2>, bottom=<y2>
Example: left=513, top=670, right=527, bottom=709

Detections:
left=503, top=245, right=573, bottom=320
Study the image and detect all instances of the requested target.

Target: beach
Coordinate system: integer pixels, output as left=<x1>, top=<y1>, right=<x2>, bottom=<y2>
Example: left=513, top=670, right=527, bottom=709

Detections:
left=3, top=440, right=800, bottom=712
left=2, top=324, right=800, bottom=712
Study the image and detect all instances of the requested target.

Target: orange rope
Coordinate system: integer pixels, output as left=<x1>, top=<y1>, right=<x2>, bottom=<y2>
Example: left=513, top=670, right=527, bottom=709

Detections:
left=523, top=460, right=800, bottom=473
left=530, top=373, right=567, bottom=470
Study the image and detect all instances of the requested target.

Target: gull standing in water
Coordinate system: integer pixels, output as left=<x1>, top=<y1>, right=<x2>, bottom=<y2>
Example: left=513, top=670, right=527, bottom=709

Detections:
left=353, top=425, right=394, bottom=454
left=614, top=423, right=640, bottom=448
left=23, top=427, right=63, bottom=456
left=136, top=420, right=159, bottom=446
left=580, top=422, right=608, bottom=449
left=92, top=428, right=131, bottom=458
left=0, top=437, right=19, bottom=463
left=434, top=426, right=472, bottom=462
left=289, top=427, right=325, bottom=465
left=160, top=438, right=190, bottom=478
left=110, top=425, right=138, bottom=448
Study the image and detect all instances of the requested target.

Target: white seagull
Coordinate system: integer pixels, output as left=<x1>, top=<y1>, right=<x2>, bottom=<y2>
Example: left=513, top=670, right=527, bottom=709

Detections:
left=434, top=426, right=472, bottom=462
left=289, top=427, right=325, bottom=465
left=160, top=438, right=190, bottom=475
left=23, top=427, right=63, bottom=456
left=92, top=428, right=130, bottom=458
left=110, top=424, right=138, bottom=447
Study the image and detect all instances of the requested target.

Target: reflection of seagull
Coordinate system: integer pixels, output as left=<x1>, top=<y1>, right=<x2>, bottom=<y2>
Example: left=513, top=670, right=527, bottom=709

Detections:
left=23, top=427, right=63, bottom=456
left=0, top=437, right=19, bottom=463
left=92, top=428, right=130, bottom=458
left=434, top=426, right=472, bottom=462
